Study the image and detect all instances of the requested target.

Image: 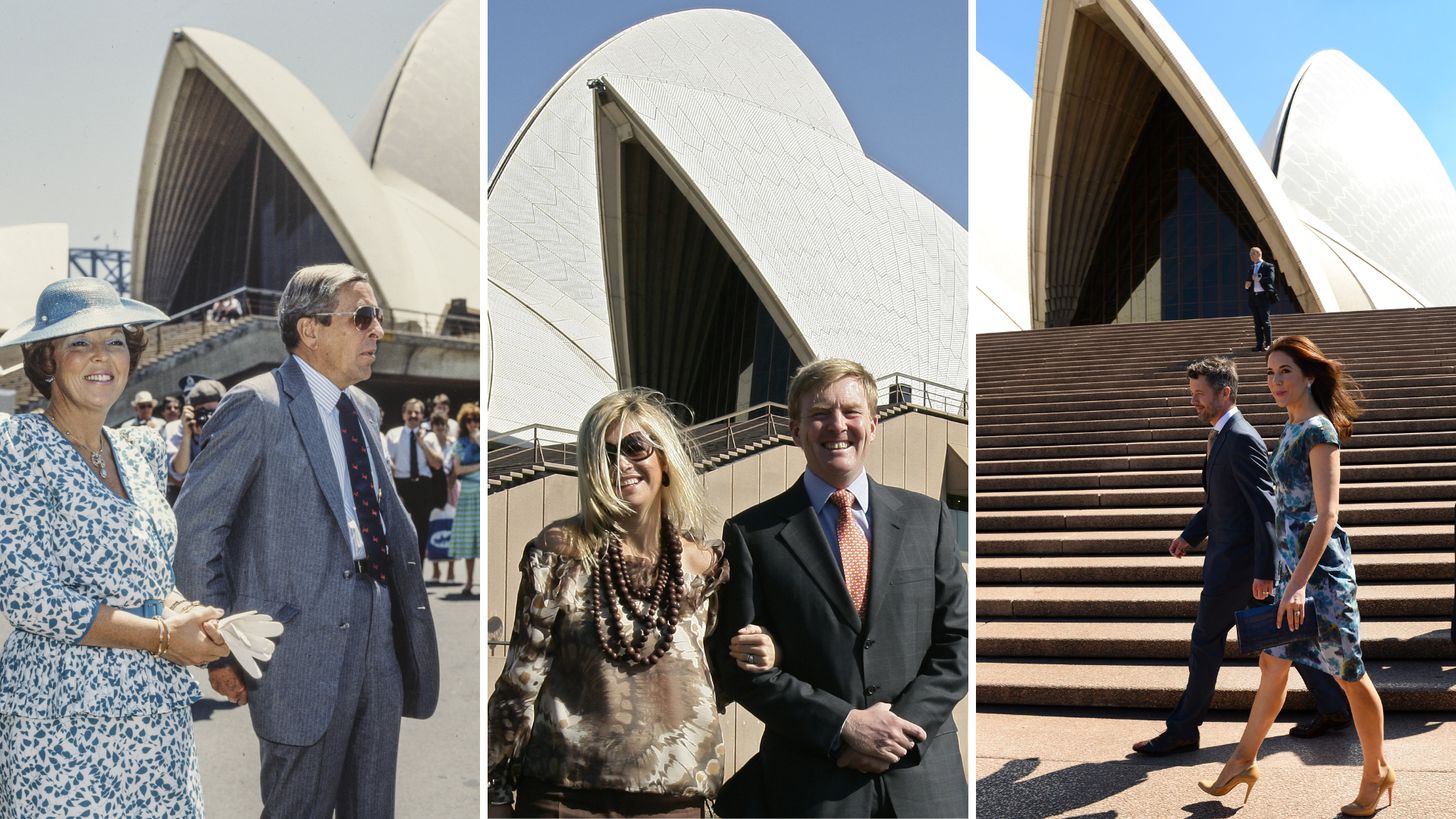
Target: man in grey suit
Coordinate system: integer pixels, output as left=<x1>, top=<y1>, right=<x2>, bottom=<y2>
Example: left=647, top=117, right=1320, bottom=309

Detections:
left=712, top=358, right=968, bottom=818
left=1133, top=356, right=1347, bottom=755
left=175, top=264, right=439, bottom=817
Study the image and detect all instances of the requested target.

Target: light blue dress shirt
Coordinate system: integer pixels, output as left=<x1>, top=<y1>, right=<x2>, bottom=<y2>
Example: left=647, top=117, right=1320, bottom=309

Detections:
left=802, top=468, right=872, bottom=571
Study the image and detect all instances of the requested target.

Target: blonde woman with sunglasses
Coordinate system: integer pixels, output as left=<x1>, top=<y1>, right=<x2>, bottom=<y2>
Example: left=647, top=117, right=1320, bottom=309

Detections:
left=487, top=389, right=777, bottom=817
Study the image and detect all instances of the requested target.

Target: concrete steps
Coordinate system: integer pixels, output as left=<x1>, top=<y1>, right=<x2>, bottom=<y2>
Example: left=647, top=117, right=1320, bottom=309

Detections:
left=977, top=619, right=1454, bottom=660
left=977, top=659, right=1456, bottom=711
left=975, top=308, right=1456, bottom=715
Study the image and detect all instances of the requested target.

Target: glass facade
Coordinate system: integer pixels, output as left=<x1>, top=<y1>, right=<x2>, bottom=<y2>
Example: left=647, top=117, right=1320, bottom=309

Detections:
left=1072, top=92, right=1302, bottom=325
left=170, top=135, right=350, bottom=314
left=619, top=142, right=799, bottom=422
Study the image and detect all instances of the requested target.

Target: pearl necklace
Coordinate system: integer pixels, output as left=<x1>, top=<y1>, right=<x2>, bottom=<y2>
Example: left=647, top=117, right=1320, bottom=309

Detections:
left=47, top=413, right=109, bottom=479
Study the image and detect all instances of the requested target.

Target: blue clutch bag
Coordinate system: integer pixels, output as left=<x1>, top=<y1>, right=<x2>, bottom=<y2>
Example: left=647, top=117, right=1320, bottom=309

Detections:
left=1235, top=601, right=1318, bottom=653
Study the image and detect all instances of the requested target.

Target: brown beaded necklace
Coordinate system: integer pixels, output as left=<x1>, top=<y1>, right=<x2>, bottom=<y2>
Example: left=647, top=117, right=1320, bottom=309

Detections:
left=590, top=519, right=685, bottom=667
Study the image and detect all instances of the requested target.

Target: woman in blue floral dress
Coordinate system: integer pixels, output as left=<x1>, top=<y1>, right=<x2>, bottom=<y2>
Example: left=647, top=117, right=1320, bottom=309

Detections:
left=1200, top=335, right=1391, bottom=817
left=0, top=280, right=231, bottom=816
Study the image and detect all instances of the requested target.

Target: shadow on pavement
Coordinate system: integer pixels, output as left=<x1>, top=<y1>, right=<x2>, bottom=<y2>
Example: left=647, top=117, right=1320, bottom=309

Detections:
left=190, top=697, right=241, bottom=722
left=977, top=757, right=1150, bottom=819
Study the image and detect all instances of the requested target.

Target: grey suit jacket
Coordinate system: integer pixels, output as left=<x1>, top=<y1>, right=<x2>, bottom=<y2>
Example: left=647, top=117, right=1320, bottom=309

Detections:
left=1179, top=410, right=1278, bottom=590
left=711, top=476, right=969, bottom=818
left=174, top=357, right=439, bottom=746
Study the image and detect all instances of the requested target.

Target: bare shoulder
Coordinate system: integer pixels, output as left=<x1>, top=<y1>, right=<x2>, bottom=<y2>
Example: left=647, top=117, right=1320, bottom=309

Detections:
left=679, top=533, right=718, bottom=576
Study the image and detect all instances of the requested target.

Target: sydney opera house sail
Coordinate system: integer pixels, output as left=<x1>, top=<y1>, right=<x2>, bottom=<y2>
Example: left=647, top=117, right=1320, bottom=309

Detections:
left=134, top=0, right=479, bottom=318
left=488, top=10, right=967, bottom=433
left=979, top=0, right=1456, bottom=331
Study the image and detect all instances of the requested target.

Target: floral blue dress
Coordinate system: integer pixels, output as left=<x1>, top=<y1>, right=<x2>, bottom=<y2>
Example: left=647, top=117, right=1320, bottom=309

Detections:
left=1264, top=415, right=1365, bottom=681
left=0, top=415, right=204, bottom=816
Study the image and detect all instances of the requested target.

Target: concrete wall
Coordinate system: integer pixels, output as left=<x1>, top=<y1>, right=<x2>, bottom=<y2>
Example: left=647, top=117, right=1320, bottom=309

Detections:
left=485, top=409, right=970, bottom=779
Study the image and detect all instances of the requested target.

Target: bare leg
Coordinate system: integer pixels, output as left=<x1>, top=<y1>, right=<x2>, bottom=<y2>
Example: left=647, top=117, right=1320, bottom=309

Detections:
left=1337, top=673, right=1389, bottom=803
left=463, top=558, right=476, bottom=594
left=1216, top=652, right=1291, bottom=785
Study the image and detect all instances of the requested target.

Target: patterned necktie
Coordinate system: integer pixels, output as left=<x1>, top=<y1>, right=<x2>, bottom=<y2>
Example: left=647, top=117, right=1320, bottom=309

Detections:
left=1206, top=428, right=1218, bottom=458
left=337, top=395, right=391, bottom=585
left=830, top=489, right=870, bottom=619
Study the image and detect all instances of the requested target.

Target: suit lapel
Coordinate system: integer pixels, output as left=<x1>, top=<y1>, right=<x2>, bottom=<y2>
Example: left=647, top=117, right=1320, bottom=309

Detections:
left=865, top=478, right=906, bottom=629
left=279, top=359, right=353, bottom=547
left=775, top=478, right=861, bottom=631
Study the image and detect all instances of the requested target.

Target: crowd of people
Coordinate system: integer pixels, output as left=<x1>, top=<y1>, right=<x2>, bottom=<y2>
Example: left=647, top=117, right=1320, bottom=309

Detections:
left=108, top=364, right=481, bottom=589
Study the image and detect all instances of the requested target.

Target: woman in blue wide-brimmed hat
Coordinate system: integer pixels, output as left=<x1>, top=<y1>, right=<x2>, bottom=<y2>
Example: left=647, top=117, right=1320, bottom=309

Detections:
left=0, top=279, right=231, bottom=815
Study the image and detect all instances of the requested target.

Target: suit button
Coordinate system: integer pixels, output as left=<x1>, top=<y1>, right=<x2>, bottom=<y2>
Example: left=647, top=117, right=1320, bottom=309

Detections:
left=865, top=685, right=878, bottom=697
left=864, top=639, right=875, bottom=649
left=343, top=570, right=354, bottom=579
left=340, top=623, right=350, bottom=630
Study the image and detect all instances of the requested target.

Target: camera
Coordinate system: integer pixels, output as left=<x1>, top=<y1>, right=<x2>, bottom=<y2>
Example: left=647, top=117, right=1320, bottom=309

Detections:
left=192, top=407, right=215, bottom=429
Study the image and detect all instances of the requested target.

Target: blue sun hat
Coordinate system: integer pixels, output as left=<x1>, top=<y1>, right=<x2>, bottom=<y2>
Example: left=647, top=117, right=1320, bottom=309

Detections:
left=0, top=278, right=169, bottom=348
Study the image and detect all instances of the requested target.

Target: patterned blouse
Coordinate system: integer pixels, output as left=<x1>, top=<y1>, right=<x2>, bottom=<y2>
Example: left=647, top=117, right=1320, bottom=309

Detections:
left=487, top=522, right=729, bottom=804
left=0, top=415, right=200, bottom=718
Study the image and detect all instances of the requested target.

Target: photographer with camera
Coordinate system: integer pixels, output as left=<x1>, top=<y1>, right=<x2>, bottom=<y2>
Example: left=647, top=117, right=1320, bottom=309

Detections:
left=167, top=378, right=226, bottom=503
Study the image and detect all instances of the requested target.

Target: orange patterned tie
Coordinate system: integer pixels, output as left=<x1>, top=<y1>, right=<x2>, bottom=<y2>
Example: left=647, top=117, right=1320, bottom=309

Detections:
left=830, top=489, right=870, bottom=619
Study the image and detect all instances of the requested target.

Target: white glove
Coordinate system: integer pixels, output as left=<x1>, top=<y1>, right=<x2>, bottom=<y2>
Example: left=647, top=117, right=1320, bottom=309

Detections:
left=217, top=611, right=285, bottom=679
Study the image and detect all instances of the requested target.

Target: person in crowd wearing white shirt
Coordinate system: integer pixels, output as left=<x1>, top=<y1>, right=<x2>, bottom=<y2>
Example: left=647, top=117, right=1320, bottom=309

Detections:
left=385, top=398, right=444, bottom=562
left=166, top=380, right=224, bottom=504
left=119, top=390, right=166, bottom=434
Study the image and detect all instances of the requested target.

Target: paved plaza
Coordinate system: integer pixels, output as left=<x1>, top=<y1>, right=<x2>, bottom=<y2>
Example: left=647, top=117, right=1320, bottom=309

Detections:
left=978, top=706, right=1455, bottom=818
left=188, top=583, right=480, bottom=817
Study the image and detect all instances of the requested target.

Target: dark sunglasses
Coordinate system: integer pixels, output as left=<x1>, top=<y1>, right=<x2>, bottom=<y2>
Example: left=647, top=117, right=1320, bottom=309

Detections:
left=605, top=431, right=657, bottom=462
left=312, top=306, right=385, bottom=330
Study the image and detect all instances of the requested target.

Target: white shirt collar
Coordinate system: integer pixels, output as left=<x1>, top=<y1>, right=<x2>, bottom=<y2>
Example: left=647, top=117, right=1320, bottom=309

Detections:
left=1213, top=405, right=1240, bottom=434
left=292, top=354, right=345, bottom=412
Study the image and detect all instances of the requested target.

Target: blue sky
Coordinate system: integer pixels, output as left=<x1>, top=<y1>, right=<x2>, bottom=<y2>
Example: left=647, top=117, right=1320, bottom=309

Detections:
left=977, top=1, right=1456, bottom=181
left=487, top=0, right=969, bottom=227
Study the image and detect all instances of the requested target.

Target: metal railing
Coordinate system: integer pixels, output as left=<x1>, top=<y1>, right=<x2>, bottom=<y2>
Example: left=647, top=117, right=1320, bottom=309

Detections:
left=876, top=372, right=969, bottom=417
left=164, top=287, right=480, bottom=340
left=487, top=373, right=967, bottom=487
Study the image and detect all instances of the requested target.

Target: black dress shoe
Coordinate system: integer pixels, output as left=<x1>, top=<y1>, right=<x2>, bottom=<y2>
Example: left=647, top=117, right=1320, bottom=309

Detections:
left=1289, top=712, right=1352, bottom=738
left=1132, top=730, right=1200, bottom=756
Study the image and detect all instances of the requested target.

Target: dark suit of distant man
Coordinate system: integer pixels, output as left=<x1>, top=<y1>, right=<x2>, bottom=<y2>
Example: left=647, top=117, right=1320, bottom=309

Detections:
left=1246, top=247, right=1277, bottom=352
left=711, top=362, right=968, bottom=818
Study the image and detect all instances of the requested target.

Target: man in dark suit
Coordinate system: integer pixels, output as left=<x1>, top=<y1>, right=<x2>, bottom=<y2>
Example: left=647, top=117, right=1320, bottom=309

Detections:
left=1133, top=356, right=1348, bottom=755
left=1245, top=246, right=1278, bottom=352
left=176, top=264, right=439, bottom=816
left=712, top=358, right=968, bottom=818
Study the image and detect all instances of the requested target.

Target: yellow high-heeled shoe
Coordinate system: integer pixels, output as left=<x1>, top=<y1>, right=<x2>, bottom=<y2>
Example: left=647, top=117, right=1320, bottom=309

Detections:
left=1340, top=766, right=1395, bottom=817
left=1197, top=763, right=1259, bottom=805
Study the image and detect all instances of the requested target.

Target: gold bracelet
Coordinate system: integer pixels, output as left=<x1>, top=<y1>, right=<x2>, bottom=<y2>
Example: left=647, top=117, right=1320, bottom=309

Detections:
left=152, top=615, right=171, bottom=659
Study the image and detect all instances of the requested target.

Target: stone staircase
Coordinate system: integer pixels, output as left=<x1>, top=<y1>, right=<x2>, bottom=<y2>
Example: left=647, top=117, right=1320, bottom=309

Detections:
left=976, top=308, right=1456, bottom=712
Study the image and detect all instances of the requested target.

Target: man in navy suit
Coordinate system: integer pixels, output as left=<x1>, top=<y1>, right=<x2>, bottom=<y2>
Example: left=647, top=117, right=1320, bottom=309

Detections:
left=1133, top=356, right=1348, bottom=755
left=1245, top=246, right=1278, bottom=352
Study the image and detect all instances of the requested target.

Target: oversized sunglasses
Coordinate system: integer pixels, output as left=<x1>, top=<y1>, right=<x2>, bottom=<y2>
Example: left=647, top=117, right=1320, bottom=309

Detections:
left=605, top=431, right=657, bottom=462
left=312, top=305, right=385, bottom=330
